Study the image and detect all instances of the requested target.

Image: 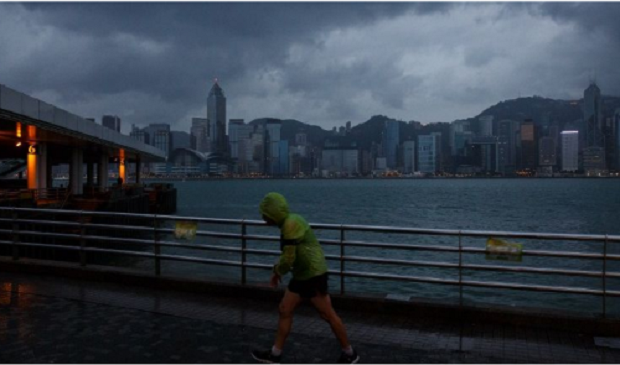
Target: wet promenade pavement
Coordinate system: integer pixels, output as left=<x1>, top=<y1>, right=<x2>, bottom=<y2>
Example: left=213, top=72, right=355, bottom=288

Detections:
left=1, top=270, right=619, bottom=363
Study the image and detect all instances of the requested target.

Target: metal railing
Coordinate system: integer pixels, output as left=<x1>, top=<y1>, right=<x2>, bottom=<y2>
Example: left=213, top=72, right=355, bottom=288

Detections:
left=33, top=188, right=69, bottom=201
left=0, top=207, right=618, bottom=317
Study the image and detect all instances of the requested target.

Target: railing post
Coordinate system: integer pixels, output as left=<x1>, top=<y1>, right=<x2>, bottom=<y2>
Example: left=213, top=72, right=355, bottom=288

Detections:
left=340, top=225, right=345, bottom=295
left=458, top=231, right=463, bottom=308
left=241, top=220, right=247, bottom=285
left=154, top=214, right=161, bottom=276
left=11, top=208, right=19, bottom=261
left=602, top=235, right=608, bottom=319
left=79, top=210, right=86, bottom=266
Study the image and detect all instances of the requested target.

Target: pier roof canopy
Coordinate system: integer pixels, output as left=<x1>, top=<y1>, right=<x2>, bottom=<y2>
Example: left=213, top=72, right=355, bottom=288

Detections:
left=0, top=83, right=166, bottom=163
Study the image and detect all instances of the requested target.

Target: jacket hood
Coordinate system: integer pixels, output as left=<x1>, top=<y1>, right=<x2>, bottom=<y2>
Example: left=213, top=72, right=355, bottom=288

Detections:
left=259, top=192, right=290, bottom=225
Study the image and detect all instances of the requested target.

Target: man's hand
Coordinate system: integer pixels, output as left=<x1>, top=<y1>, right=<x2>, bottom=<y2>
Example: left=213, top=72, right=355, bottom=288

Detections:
left=269, top=273, right=281, bottom=288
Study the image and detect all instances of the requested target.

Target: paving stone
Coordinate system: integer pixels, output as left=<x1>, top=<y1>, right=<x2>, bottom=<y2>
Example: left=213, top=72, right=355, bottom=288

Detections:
left=1, top=271, right=619, bottom=363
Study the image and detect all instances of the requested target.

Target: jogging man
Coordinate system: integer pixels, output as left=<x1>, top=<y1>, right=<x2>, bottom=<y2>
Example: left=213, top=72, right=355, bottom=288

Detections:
left=251, top=192, right=359, bottom=364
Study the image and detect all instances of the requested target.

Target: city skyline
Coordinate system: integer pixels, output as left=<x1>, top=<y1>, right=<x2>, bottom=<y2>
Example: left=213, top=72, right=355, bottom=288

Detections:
left=1, top=3, right=619, bottom=134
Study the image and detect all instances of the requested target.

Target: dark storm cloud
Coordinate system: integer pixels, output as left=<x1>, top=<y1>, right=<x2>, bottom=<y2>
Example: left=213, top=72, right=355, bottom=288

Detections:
left=0, top=2, right=619, bottom=132
left=537, top=2, right=620, bottom=43
left=3, top=2, right=446, bottom=130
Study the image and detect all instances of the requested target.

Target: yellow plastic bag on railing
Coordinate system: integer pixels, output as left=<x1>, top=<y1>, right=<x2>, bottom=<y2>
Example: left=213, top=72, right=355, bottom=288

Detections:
left=175, top=221, right=197, bottom=241
left=485, top=237, right=523, bottom=262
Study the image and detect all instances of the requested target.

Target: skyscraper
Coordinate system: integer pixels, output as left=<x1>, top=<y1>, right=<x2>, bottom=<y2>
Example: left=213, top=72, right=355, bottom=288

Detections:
left=382, top=120, right=399, bottom=169
left=583, top=83, right=606, bottom=174
left=478, top=115, right=494, bottom=137
left=228, top=119, right=254, bottom=173
left=190, top=118, right=209, bottom=152
left=265, top=121, right=281, bottom=175
left=102, top=115, right=121, bottom=132
left=497, top=119, right=520, bottom=174
left=561, top=131, right=579, bottom=172
left=207, top=80, right=227, bottom=154
left=402, top=140, right=415, bottom=174
left=583, top=83, right=603, bottom=148
left=418, top=133, right=441, bottom=174
left=130, top=124, right=149, bottom=144
left=538, top=136, right=556, bottom=167
left=450, top=120, right=471, bottom=156
left=520, top=120, right=537, bottom=171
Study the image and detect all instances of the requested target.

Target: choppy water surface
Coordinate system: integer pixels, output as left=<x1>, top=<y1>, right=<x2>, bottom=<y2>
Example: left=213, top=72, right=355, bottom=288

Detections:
left=145, top=178, right=620, bottom=317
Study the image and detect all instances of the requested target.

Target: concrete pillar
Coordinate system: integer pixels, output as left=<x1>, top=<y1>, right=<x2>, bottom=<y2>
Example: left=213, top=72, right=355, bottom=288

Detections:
left=46, top=161, right=53, bottom=189
left=86, top=161, right=94, bottom=186
left=98, top=153, right=109, bottom=192
left=70, top=148, right=84, bottom=195
left=36, top=143, right=47, bottom=190
left=27, top=145, right=37, bottom=190
left=118, top=158, right=126, bottom=185
left=136, top=158, right=142, bottom=184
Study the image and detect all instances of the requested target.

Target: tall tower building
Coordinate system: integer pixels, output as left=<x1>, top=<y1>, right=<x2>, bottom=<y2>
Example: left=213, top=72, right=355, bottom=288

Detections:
left=228, top=119, right=253, bottom=161
left=478, top=115, right=494, bottom=137
left=102, top=115, right=121, bottom=133
left=583, top=83, right=606, bottom=174
left=190, top=118, right=209, bottom=152
left=418, top=133, right=441, bottom=174
left=538, top=136, right=557, bottom=167
left=520, top=119, right=537, bottom=171
left=207, top=79, right=227, bottom=154
left=382, top=120, right=399, bottom=169
left=561, top=131, right=579, bottom=172
left=497, top=119, right=520, bottom=174
left=265, top=121, right=282, bottom=175
left=583, top=83, right=603, bottom=148
left=402, top=140, right=416, bottom=174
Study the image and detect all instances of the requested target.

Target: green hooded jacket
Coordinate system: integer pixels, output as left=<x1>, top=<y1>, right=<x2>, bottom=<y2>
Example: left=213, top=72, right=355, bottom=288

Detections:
left=259, top=192, right=328, bottom=280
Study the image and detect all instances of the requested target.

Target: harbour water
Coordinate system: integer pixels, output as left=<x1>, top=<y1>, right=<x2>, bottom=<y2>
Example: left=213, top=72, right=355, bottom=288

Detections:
left=145, top=178, right=620, bottom=317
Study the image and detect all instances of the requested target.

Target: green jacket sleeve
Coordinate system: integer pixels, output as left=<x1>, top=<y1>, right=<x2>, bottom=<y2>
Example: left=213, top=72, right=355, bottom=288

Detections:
left=274, top=245, right=296, bottom=276
left=274, top=217, right=303, bottom=276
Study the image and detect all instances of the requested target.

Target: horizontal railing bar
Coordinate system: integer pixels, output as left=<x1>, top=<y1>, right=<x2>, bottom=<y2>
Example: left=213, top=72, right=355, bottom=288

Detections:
left=243, top=262, right=273, bottom=270
left=157, top=254, right=241, bottom=267
left=313, top=223, right=620, bottom=243
left=83, top=235, right=154, bottom=246
left=340, top=240, right=619, bottom=260
left=82, top=223, right=154, bottom=232
left=244, top=248, right=280, bottom=256
left=151, top=214, right=267, bottom=226
left=0, top=241, right=80, bottom=251
left=0, top=229, right=80, bottom=240
left=156, top=241, right=241, bottom=253
left=2, top=207, right=619, bottom=243
left=341, top=240, right=459, bottom=253
left=151, top=228, right=281, bottom=243
left=340, top=270, right=620, bottom=297
left=340, top=255, right=619, bottom=278
left=460, top=279, right=620, bottom=297
left=0, top=218, right=80, bottom=228
left=160, top=228, right=242, bottom=240
left=463, top=263, right=617, bottom=278
left=83, top=247, right=155, bottom=259
left=242, top=234, right=280, bottom=242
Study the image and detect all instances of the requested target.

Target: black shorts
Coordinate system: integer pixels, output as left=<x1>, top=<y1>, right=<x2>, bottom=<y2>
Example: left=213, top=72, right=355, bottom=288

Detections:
left=288, top=273, right=329, bottom=299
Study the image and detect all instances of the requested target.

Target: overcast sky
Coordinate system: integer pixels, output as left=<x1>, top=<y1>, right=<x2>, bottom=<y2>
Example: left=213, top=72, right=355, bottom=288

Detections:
left=1, top=2, right=619, bottom=134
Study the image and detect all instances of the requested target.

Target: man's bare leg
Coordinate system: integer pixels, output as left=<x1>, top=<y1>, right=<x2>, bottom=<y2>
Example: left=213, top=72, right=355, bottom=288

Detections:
left=274, top=289, right=302, bottom=350
left=310, top=293, right=350, bottom=348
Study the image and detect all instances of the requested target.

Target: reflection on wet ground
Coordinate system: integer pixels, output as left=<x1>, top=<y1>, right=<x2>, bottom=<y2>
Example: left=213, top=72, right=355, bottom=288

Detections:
left=0, top=271, right=618, bottom=363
